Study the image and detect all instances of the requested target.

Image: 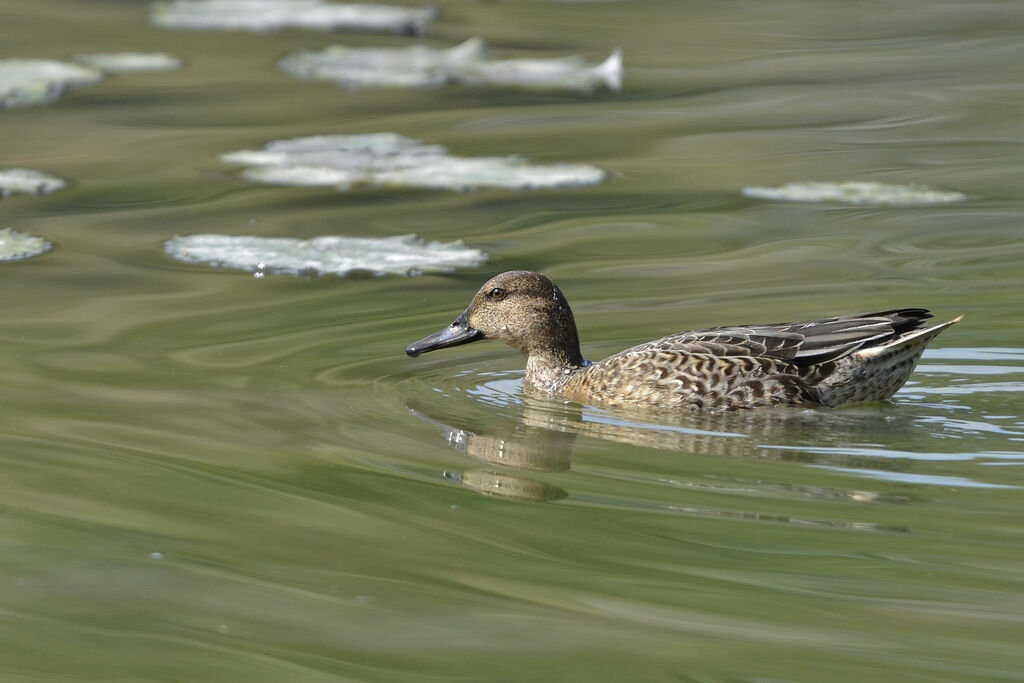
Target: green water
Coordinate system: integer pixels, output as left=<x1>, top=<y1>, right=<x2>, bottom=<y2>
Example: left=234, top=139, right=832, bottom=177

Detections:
left=3, top=1, right=1024, bottom=681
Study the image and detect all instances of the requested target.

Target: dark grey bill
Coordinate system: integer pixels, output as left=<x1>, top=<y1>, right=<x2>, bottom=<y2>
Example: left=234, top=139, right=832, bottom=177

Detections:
left=406, top=311, right=482, bottom=357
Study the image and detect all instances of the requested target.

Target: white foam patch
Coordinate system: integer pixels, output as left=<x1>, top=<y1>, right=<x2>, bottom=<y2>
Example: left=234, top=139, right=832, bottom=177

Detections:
left=454, top=47, right=622, bottom=93
left=742, top=181, right=967, bottom=206
left=72, top=52, right=183, bottom=73
left=279, top=38, right=622, bottom=92
left=221, top=133, right=607, bottom=191
left=0, top=228, right=52, bottom=262
left=150, top=0, right=438, bottom=34
left=164, top=233, right=488, bottom=277
left=0, top=169, right=66, bottom=198
left=0, top=59, right=103, bottom=108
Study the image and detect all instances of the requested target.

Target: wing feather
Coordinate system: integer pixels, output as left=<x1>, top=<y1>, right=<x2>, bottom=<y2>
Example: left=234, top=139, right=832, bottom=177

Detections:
left=619, top=309, right=933, bottom=366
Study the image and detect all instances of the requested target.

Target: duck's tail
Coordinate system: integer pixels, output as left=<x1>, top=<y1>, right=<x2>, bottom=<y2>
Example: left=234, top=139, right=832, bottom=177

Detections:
left=814, top=315, right=962, bottom=407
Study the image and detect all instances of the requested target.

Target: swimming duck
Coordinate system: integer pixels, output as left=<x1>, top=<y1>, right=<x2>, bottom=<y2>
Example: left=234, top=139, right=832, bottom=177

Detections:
left=406, top=271, right=960, bottom=411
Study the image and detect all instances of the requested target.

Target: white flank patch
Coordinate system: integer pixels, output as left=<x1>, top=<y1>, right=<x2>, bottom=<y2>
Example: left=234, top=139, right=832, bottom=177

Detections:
left=0, top=59, right=103, bottom=108
left=0, top=228, right=52, bottom=262
left=164, top=233, right=488, bottom=277
left=0, top=169, right=66, bottom=197
left=221, top=133, right=607, bottom=191
left=150, top=0, right=438, bottom=34
left=279, top=38, right=622, bottom=92
left=72, top=52, right=183, bottom=73
left=742, top=181, right=967, bottom=206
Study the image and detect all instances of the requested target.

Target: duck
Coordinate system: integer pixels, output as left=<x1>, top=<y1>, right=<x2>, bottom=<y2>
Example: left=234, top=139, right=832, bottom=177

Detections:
left=406, top=271, right=960, bottom=411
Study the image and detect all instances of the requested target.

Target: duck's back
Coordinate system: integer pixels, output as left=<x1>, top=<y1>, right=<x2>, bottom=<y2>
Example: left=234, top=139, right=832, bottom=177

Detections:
left=560, top=309, right=958, bottom=410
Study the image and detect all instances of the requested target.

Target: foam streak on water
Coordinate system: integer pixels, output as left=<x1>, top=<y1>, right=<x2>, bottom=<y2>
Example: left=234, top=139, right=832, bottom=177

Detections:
left=742, top=181, right=967, bottom=205
left=164, top=233, right=487, bottom=277
left=71, top=52, right=183, bottom=73
left=0, top=60, right=102, bottom=108
left=0, top=228, right=52, bottom=262
left=221, top=133, right=607, bottom=191
left=0, top=168, right=65, bottom=197
left=150, top=0, right=438, bottom=34
left=279, top=38, right=623, bottom=92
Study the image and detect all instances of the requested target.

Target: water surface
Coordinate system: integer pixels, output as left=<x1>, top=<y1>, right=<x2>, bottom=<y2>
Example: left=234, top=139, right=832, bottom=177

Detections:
left=2, top=1, right=1023, bottom=681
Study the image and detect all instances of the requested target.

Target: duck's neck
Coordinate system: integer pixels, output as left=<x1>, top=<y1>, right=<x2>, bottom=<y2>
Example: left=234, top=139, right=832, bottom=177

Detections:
left=521, top=289, right=587, bottom=394
left=524, top=345, right=587, bottom=395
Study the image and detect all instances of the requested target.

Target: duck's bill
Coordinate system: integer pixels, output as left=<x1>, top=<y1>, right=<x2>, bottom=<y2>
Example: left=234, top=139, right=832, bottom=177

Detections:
left=406, top=312, right=482, bottom=357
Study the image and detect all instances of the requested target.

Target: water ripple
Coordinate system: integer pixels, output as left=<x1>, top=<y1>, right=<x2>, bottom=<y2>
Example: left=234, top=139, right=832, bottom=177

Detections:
left=812, top=466, right=1019, bottom=489
left=402, top=344, right=1024, bottom=495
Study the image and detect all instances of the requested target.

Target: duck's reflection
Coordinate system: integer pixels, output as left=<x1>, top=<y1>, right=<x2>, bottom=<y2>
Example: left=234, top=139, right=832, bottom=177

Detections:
left=409, top=392, right=930, bottom=505
left=409, top=397, right=575, bottom=500
left=412, top=399, right=574, bottom=472
left=443, top=470, right=568, bottom=502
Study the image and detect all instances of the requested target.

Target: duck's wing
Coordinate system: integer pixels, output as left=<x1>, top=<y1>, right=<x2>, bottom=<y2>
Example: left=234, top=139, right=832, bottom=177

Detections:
left=626, top=308, right=933, bottom=367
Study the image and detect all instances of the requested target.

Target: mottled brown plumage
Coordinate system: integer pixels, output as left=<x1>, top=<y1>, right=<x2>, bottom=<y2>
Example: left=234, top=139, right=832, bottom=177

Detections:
left=406, top=271, right=960, bottom=411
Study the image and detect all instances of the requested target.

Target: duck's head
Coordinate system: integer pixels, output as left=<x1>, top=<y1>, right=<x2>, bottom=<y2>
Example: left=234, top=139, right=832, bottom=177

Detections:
left=406, top=270, right=584, bottom=365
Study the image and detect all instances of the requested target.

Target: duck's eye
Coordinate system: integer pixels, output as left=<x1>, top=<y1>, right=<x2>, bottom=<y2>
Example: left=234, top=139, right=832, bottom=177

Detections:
left=488, top=287, right=506, bottom=300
